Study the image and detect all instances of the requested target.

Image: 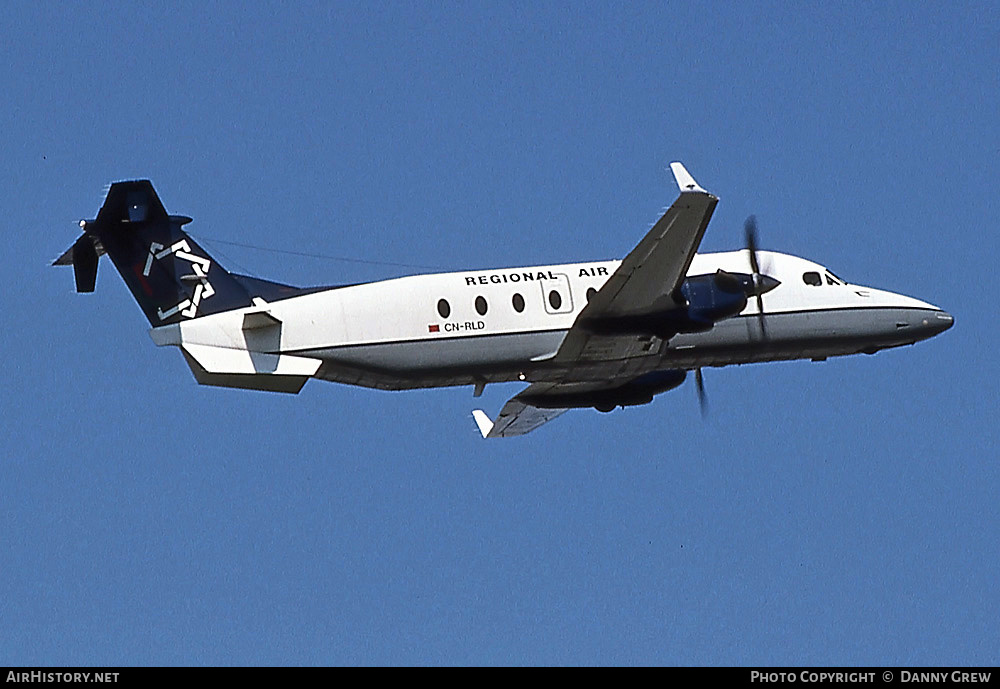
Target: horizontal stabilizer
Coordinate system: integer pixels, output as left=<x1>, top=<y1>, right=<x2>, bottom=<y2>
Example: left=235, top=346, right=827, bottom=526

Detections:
left=53, top=233, right=105, bottom=266
left=72, top=234, right=98, bottom=292
left=54, top=233, right=105, bottom=293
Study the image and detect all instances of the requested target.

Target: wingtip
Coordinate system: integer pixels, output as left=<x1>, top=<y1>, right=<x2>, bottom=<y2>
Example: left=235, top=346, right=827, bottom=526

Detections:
left=669, top=162, right=707, bottom=194
left=471, top=409, right=494, bottom=439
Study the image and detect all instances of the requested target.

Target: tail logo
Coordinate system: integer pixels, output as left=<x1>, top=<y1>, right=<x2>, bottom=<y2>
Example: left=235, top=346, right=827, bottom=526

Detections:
left=143, top=240, right=216, bottom=320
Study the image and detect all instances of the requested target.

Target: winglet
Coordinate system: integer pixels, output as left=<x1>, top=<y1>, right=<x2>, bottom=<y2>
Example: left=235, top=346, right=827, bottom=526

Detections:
left=471, top=409, right=494, bottom=439
left=669, top=162, right=706, bottom=194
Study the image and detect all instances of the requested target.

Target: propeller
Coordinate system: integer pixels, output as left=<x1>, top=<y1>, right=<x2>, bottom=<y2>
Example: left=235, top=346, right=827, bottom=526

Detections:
left=695, top=368, right=708, bottom=418
left=692, top=217, right=769, bottom=419
left=744, top=215, right=768, bottom=339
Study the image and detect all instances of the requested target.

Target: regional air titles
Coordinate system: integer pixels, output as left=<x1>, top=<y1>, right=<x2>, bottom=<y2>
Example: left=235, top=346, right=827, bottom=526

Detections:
left=463, top=266, right=609, bottom=286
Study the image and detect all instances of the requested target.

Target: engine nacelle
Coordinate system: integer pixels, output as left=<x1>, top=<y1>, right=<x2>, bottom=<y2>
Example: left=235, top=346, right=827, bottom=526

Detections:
left=520, top=369, right=687, bottom=412
left=580, top=271, right=779, bottom=339
left=678, top=271, right=749, bottom=328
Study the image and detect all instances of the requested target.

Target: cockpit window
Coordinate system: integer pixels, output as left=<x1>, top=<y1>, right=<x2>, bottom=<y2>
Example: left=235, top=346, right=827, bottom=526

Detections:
left=825, top=274, right=838, bottom=285
left=826, top=270, right=846, bottom=285
left=803, top=271, right=822, bottom=286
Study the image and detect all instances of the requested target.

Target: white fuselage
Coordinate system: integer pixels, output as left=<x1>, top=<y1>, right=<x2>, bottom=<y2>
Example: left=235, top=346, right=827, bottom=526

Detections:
left=154, top=250, right=951, bottom=391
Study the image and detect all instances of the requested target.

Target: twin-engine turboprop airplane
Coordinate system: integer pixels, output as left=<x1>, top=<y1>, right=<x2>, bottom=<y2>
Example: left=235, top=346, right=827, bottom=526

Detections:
left=55, top=164, right=952, bottom=437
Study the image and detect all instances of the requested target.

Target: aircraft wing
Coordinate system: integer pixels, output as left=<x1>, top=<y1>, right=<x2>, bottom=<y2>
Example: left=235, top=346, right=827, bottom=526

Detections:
left=554, top=162, right=718, bottom=365
left=472, top=372, right=689, bottom=438
left=472, top=164, right=718, bottom=438
left=475, top=381, right=633, bottom=438
left=473, top=388, right=569, bottom=439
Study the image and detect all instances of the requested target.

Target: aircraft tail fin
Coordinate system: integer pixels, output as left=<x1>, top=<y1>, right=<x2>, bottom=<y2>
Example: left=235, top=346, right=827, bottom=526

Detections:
left=54, top=181, right=253, bottom=325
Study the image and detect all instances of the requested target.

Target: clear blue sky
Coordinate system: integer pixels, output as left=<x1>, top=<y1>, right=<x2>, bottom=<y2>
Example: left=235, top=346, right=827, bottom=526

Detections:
left=2, top=1, right=997, bottom=666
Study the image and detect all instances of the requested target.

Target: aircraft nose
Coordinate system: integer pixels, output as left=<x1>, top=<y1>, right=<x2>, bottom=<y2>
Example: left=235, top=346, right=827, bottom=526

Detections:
left=919, top=310, right=954, bottom=337
left=933, top=310, right=954, bottom=333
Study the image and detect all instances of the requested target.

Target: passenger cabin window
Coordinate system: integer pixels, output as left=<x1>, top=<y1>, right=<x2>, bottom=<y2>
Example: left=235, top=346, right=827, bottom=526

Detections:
left=512, top=293, right=525, bottom=313
left=802, top=271, right=822, bottom=286
left=586, top=287, right=597, bottom=302
left=540, top=273, right=573, bottom=315
left=437, top=299, right=451, bottom=318
left=475, top=296, right=488, bottom=316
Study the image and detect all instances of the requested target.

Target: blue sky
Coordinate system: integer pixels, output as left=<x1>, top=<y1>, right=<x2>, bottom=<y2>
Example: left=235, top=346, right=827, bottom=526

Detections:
left=2, top=1, right=997, bottom=666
